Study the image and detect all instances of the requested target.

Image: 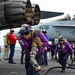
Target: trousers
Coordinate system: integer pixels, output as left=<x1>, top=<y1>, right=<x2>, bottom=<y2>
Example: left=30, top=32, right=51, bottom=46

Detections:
left=58, top=51, right=70, bottom=70
left=25, top=53, right=44, bottom=75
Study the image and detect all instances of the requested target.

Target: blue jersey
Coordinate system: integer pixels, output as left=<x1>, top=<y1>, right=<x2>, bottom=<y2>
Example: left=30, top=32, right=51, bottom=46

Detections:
left=44, top=34, right=49, bottom=41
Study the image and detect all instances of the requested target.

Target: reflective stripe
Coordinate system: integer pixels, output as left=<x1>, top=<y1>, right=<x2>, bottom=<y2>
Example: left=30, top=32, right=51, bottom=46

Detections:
left=19, top=40, right=24, bottom=45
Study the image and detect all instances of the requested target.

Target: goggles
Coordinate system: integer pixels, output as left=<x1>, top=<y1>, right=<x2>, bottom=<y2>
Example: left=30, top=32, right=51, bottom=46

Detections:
left=21, top=32, right=30, bottom=36
left=58, top=40, right=64, bottom=41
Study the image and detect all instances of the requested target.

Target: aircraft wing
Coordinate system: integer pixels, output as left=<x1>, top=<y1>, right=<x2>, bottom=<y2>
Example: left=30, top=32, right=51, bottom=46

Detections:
left=40, top=11, right=64, bottom=19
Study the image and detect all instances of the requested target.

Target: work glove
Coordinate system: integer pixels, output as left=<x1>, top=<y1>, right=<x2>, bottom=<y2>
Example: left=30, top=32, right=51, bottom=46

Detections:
left=53, top=55, right=56, bottom=60
left=32, top=42, right=37, bottom=47
left=32, top=37, right=42, bottom=47
left=72, top=54, right=74, bottom=60
left=4, top=45, right=8, bottom=48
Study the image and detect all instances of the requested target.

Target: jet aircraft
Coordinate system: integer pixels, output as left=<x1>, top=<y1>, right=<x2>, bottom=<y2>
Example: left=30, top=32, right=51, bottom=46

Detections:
left=0, top=0, right=71, bottom=30
left=13, top=20, right=75, bottom=43
left=0, top=0, right=75, bottom=44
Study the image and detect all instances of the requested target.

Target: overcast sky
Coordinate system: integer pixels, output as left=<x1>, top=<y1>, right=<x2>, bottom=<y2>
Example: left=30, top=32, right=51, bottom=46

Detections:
left=30, top=0, right=75, bottom=17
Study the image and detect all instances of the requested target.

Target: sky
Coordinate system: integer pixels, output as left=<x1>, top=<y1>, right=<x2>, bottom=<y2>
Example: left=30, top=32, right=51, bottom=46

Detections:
left=0, top=0, right=75, bottom=46
left=30, top=0, right=75, bottom=18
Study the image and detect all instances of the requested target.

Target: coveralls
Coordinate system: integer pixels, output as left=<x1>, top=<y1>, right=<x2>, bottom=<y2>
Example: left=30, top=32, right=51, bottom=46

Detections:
left=54, top=41, right=74, bottom=71
left=18, top=31, right=49, bottom=75
left=43, top=34, right=49, bottom=65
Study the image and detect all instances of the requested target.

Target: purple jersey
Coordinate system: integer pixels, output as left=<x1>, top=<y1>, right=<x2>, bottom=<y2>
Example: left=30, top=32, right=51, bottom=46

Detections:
left=18, top=31, right=49, bottom=57
left=54, top=41, right=74, bottom=55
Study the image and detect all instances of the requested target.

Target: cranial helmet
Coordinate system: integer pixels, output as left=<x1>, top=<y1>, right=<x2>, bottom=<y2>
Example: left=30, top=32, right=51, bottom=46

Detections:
left=19, top=24, right=32, bottom=34
left=58, top=36, right=65, bottom=41
left=10, top=29, right=14, bottom=33
left=42, top=29, right=47, bottom=34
